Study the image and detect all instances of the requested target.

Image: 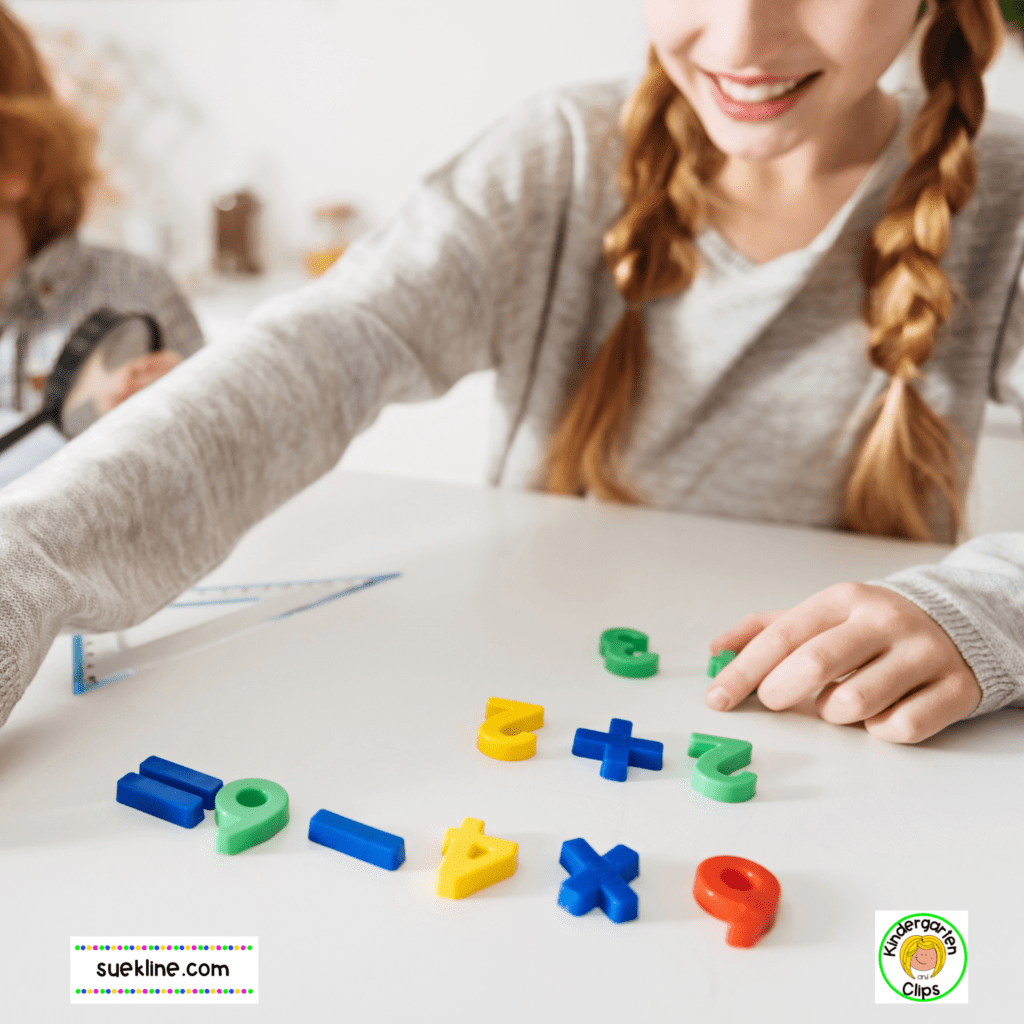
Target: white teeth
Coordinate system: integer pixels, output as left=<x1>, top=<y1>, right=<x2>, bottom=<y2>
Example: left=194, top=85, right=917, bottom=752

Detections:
left=714, top=74, right=810, bottom=103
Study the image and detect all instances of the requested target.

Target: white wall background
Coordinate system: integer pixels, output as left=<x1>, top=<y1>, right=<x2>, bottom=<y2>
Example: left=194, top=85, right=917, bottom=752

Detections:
left=10, top=0, right=650, bottom=278
left=6, top=1, right=1024, bottom=532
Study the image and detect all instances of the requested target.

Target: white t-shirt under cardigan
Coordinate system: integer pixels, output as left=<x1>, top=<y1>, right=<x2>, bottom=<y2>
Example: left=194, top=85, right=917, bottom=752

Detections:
left=0, top=80, right=1022, bottom=731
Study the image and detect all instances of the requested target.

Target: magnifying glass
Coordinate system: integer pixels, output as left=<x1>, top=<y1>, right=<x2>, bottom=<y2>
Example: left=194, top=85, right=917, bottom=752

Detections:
left=0, top=309, right=162, bottom=454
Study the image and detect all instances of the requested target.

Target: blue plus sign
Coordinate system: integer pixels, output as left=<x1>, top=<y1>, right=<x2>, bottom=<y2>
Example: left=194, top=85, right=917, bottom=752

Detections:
left=571, top=718, right=663, bottom=781
left=558, top=838, right=640, bottom=923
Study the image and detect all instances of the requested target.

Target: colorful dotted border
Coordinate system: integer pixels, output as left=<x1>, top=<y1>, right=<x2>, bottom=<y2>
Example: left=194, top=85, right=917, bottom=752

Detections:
left=73, top=943, right=254, bottom=994
left=74, top=944, right=253, bottom=951
left=74, top=988, right=254, bottom=995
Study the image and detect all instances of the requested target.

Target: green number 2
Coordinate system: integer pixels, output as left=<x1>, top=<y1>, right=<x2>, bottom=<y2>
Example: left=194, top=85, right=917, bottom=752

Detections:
left=688, top=733, right=757, bottom=803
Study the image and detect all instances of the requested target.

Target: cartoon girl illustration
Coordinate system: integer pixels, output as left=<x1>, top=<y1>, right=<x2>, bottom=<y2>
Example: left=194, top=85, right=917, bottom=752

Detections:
left=900, top=935, right=946, bottom=980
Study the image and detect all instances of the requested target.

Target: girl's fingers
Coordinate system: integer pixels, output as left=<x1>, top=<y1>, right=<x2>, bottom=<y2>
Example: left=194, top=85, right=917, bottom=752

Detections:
left=755, top=621, right=890, bottom=711
left=709, top=609, right=787, bottom=657
left=813, top=640, right=937, bottom=725
left=706, top=591, right=853, bottom=711
left=862, top=672, right=984, bottom=745
left=705, top=583, right=983, bottom=743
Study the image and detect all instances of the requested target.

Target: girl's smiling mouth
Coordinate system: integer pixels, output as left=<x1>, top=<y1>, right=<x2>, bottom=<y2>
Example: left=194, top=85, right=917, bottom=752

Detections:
left=702, top=69, right=824, bottom=120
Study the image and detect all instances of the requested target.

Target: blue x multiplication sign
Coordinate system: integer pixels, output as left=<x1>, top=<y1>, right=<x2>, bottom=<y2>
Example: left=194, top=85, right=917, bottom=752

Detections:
left=558, top=838, right=640, bottom=923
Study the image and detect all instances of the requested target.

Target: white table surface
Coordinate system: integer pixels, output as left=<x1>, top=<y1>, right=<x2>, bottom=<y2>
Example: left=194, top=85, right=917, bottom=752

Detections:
left=0, top=470, right=1020, bottom=1021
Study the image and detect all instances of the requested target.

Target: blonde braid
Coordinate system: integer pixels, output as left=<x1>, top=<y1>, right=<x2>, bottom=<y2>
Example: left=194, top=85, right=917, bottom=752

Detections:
left=544, top=48, right=724, bottom=499
left=846, top=0, right=1004, bottom=539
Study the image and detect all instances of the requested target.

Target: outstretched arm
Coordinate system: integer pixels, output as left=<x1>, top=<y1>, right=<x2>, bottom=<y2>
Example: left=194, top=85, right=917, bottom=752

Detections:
left=0, top=86, right=589, bottom=731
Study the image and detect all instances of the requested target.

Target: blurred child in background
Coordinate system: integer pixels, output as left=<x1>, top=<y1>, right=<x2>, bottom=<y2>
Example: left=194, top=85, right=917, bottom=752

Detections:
left=0, top=3, right=202, bottom=483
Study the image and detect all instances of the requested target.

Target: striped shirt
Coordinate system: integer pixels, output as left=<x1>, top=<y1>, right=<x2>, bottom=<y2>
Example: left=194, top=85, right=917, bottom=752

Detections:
left=0, top=233, right=203, bottom=415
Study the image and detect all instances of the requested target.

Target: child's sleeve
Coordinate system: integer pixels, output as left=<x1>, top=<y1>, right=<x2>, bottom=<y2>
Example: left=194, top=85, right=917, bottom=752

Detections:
left=876, top=264, right=1024, bottom=718
left=878, top=534, right=1024, bottom=716
left=0, top=86, right=602, bottom=731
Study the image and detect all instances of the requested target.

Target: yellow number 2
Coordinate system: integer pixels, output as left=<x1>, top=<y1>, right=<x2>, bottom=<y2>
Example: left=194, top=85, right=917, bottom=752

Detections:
left=476, top=697, right=545, bottom=761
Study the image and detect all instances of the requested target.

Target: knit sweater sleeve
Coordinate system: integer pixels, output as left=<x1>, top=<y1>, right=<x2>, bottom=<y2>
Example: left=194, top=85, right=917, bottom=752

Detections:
left=876, top=264, right=1024, bottom=717
left=878, top=533, right=1024, bottom=716
left=0, top=86, right=588, bottom=731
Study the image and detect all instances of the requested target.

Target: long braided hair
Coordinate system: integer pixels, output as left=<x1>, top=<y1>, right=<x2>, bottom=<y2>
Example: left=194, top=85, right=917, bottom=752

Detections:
left=544, top=0, right=1005, bottom=541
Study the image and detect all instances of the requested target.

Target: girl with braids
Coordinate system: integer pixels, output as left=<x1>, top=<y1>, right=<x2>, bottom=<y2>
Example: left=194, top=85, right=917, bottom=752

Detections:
left=0, top=0, right=1022, bottom=743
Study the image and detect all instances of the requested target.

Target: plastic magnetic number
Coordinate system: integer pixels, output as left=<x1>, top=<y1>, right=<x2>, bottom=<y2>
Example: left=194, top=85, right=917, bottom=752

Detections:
left=707, top=650, right=736, bottom=678
left=436, top=818, right=518, bottom=899
left=687, top=732, right=757, bottom=802
left=693, top=855, right=781, bottom=947
left=215, top=778, right=289, bottom=855
left=476, top=697, right=545, bottom=761
left=599, top=628, right=659, bottom=678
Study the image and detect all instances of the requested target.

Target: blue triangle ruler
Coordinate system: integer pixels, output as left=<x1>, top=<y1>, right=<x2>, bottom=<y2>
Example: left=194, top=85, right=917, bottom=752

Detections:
left=72, top=573, right=398, bottom=695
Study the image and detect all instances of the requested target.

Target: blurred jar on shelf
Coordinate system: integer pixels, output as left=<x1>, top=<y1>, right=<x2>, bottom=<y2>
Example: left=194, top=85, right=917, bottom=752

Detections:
left=305, top=203, right=359, bottom=277
left=213, top=189, right=262, bottom=276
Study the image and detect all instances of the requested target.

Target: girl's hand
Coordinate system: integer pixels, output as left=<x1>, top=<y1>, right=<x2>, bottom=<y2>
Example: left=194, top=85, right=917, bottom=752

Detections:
left=109, top=350, right=183, bottom=409
left=705, top=583, right=982, bottom=744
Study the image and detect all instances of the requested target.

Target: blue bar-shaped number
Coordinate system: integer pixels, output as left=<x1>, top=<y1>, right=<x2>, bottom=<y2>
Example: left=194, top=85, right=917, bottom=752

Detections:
left=308, top=809, right=406, bottom=870
left=117, top=772, right=204, bottom=828
left=139, top=755, right=223, bottom=809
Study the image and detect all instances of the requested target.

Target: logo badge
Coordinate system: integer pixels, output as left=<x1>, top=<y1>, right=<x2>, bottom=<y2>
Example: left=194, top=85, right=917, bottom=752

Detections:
left=876, top=912, right=967, bottom=1003
left=70, top=937, right=258, bottom=1004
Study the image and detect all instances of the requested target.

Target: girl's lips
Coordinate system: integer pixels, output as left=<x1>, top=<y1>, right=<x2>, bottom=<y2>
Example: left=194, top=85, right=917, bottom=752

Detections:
left=704, top=70, right=822, bottom=121
left=715, top=72, right=813, bottom=85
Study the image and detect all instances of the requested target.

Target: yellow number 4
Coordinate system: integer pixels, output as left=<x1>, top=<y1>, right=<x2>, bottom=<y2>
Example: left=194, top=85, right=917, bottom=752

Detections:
left=436, top=818, right=518, bottom=899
